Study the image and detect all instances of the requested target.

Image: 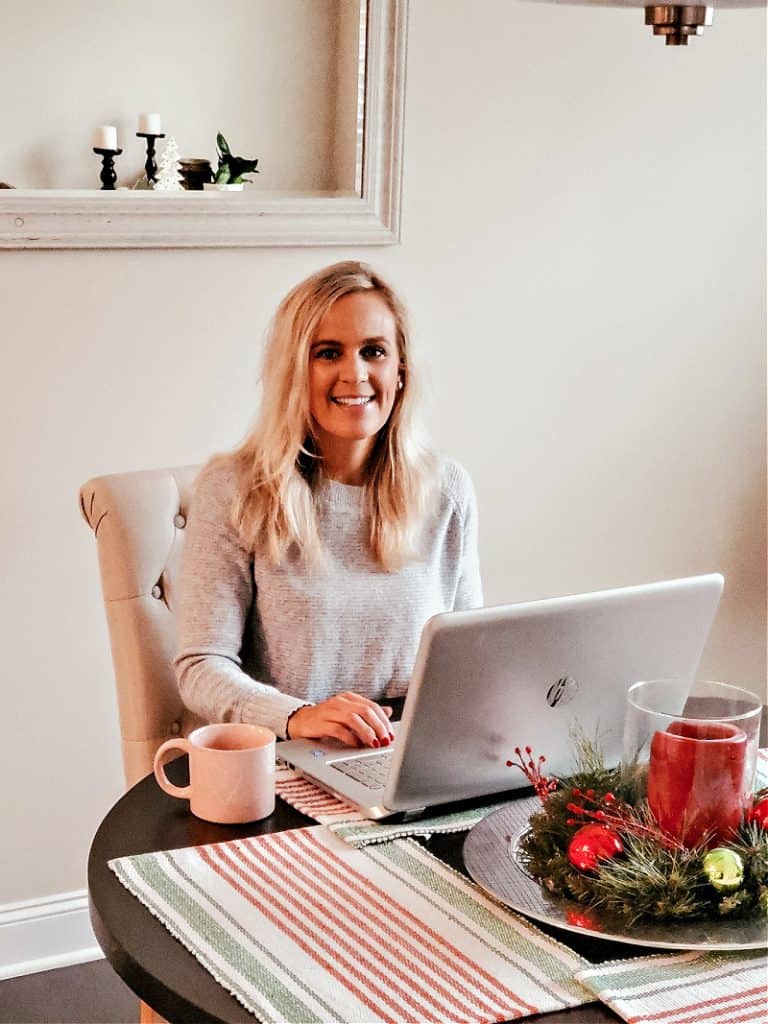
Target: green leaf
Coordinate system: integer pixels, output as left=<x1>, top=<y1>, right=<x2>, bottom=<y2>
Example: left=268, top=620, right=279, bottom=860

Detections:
left=216, top=132, right=230, bottom=156
left=229, top=156, right=259, bottom=179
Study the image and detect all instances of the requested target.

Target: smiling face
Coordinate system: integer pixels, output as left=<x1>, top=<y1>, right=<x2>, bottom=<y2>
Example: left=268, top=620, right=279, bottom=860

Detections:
left=308, top=291, right=402, bottom=481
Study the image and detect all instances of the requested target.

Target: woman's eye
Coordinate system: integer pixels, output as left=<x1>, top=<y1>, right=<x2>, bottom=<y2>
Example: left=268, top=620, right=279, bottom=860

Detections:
left=315, top=347, right=340, bottom=360
left=362, top=345, right=387, bottom=359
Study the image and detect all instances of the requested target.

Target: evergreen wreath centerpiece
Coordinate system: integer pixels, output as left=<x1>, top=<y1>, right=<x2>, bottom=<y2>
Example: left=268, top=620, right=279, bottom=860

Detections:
left=508, top=734, right=768, bottom=925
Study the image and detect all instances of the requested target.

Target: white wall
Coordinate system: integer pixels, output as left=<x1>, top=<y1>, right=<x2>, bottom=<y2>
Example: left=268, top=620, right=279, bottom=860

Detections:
left=0, top=1, right=765, bottom=913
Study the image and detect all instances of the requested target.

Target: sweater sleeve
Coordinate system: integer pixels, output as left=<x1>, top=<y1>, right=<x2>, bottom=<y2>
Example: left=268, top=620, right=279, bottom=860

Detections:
left=173, top=458, right=310, bottom=738
left=450, top=463, right=484, bottom=611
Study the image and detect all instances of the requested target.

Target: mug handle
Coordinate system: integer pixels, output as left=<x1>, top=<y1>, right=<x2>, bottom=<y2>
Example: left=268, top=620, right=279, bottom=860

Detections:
left=153, top=738, right=193, bottom=799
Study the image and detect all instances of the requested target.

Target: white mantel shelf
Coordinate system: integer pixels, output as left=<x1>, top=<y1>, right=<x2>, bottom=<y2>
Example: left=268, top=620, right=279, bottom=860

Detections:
left=0, top=0, right=406, bottom=250
left=0, top=188, right=400, bottom=249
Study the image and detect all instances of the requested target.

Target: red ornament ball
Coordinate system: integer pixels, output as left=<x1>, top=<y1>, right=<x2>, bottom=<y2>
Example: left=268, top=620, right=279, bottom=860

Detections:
left=747, top=796, right=768, bottom=829
left=567, top=824, right=624, bottom=873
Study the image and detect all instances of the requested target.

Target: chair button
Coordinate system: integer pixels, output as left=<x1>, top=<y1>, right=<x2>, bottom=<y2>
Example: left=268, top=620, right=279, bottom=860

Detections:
left=170, top=720, right=181, bottom=735
left=174, top=514, right=186, bottom=529
left=151, top=583, right=163, bottom=599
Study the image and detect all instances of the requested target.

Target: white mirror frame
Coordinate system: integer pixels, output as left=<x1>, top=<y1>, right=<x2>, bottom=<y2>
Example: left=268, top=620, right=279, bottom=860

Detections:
left=0, top=0, right=406, bottom=250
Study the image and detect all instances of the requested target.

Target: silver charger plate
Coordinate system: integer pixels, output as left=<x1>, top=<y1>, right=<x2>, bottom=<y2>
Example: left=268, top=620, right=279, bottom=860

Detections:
left=463, top=799, right=768, bottom=950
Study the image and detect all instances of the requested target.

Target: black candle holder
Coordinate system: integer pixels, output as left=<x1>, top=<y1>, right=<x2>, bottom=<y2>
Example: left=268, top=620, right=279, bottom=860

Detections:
left=93, top=147, right=123, bottom=190
left=136, top=132, right=166, bottom=184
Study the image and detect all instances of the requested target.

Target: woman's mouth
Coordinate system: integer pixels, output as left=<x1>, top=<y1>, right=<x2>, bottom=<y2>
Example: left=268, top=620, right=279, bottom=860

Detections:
left=330, top=396, right=375, bottom=406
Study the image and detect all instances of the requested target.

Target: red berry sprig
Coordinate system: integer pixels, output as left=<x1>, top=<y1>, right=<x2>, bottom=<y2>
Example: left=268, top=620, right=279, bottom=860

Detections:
left=506, top=746, right=559, bottom=804
left=566, top=788, right=686, bottom=852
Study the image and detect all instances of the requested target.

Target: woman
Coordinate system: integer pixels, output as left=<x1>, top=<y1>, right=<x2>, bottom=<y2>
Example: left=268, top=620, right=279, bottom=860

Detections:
left=175, top=261, right=482, bottom=748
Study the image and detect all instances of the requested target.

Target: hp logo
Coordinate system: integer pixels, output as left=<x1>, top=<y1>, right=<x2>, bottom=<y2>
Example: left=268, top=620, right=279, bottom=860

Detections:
left=546, top=676, right=578, bottom=707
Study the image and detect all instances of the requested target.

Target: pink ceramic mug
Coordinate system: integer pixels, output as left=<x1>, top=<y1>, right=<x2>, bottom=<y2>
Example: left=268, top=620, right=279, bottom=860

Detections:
left=153, top=723, right=276, bottom=824
left=647, top=720, right=747, bottom=847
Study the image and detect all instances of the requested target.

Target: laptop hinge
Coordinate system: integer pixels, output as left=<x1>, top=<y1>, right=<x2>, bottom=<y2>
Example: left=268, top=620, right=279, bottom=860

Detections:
left=399, top=807, right=427, bottom=822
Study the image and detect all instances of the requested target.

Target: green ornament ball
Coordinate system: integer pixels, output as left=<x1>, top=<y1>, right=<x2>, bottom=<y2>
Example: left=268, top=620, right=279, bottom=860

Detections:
left=702, top=848, right=744, bottom=893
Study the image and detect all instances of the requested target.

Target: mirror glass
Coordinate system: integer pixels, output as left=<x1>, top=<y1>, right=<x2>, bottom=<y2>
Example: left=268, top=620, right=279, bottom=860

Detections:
left=1, top=0, right=365, bottom=195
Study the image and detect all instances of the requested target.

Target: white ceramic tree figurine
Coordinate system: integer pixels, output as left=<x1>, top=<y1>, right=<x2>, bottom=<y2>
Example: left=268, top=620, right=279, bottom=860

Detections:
left=154, top=136, right=184, bottom=191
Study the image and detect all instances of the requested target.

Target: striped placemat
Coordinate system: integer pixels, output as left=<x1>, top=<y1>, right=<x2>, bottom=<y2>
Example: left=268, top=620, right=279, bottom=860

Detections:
left=275, top=767, right=510, bottom=846
left=275, top=768, right=364, bottom=823
left=574, top=949, right=768, bottom=1024
left=110, top=825, right=594, bottom=1023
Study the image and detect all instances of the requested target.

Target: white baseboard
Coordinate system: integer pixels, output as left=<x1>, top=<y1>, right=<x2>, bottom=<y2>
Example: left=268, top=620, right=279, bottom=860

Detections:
left=0, top=890, right=103, bottom=981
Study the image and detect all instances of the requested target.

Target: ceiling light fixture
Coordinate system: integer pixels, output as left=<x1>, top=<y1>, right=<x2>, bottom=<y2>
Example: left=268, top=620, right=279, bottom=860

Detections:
left=533, top=0, right=765, bottom=45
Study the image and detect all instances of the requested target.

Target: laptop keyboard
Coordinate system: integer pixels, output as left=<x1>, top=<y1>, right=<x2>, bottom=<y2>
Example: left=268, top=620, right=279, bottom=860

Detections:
left=329, top=751, right=393, bottom=790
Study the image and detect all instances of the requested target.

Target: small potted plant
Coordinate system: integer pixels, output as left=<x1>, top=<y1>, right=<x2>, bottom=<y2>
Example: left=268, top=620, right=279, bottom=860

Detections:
left=203, top=132, right=259, bottom=191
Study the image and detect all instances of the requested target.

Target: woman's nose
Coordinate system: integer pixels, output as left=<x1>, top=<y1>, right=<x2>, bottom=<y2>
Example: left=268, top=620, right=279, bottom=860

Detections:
left=339, top=353, right=367, bottom=382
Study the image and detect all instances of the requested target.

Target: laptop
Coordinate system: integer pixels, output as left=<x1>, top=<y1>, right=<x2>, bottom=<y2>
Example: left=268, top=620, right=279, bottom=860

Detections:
left=277, top=573, right=724, bottom=820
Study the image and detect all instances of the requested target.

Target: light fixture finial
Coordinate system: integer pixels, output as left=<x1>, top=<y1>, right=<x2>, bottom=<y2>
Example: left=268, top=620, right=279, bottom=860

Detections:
left=644, top=5, right=714, bottom=44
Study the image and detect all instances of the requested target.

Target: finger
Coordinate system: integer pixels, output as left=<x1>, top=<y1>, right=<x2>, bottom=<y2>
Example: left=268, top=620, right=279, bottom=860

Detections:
left=372, top=702, right=396, bottom=739
left=347, top=700, right=392, bottom=744
left=345, top=712, right=383, bottom=748
left=328, top=723, right=361, bottom=748
left=380, top=705, right=395, bottom=741
left=358, top=695, right=394, bottom=732
left=334, top=693, right=393, bottom=742
left=380, top=706, right=395, bottom=733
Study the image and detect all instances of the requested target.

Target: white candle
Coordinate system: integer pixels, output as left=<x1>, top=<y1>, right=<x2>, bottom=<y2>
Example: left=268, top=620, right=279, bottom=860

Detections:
left=93, top=125, right=118, bottom=150
left=137, top=113, right=162, bottom=134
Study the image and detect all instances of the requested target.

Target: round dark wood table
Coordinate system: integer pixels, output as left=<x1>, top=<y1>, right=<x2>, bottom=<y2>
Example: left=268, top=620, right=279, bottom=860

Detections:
left=87, top=753, right=646, bottom=1023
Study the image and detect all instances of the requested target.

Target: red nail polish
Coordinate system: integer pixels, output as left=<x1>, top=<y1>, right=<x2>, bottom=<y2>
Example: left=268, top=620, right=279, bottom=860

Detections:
left=372, top=738, right=380, bottom=748
left=380, top=736, right=390, bottom=746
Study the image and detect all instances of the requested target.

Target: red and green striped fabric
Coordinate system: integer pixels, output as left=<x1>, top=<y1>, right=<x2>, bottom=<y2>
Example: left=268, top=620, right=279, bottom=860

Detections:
left=275, top=767, right=514, bottom=846
left=110, top=825, right=594, bottom=1023
left=574, top=949, right=768, bottom=1024
left=275, top=769, right=364, bottom=823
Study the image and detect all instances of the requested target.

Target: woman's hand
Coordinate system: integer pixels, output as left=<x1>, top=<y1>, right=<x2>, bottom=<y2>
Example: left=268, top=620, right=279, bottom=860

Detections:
left=286, top=692, right=394, bottom=748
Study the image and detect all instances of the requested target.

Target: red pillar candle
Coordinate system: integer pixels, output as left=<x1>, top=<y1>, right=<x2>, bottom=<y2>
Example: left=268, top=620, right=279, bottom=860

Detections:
left=647, top=721, right=747, bottom=848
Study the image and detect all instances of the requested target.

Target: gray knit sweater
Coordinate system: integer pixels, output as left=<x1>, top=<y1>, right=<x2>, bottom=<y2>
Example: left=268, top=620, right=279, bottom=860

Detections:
left=174, top=455, right=483, bottom=738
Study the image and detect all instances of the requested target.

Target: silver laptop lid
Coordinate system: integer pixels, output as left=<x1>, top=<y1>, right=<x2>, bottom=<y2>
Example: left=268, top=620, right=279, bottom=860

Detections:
left=382, top=573, right=724, bottom=812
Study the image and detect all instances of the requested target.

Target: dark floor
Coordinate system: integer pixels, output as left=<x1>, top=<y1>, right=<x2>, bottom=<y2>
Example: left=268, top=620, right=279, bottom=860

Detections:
left=0, top=959, right=618, bottom=1023
left=0, top=959, right=137, bottom=1024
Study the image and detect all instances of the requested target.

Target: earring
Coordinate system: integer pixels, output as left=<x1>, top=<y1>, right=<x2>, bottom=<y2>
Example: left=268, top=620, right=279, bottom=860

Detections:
left=397, top=378, right=404, bottom=390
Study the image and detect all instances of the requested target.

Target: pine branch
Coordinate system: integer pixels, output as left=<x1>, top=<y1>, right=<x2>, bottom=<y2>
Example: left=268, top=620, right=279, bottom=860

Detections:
left=590, top=835, right=708, bottom=923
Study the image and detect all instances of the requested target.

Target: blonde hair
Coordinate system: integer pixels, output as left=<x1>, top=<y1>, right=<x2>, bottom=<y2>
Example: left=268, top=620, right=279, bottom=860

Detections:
left=229, top=261, right=437, bottom=571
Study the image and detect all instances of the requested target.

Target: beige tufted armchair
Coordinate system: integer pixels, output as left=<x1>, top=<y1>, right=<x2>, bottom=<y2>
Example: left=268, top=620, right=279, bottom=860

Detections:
left=79, top=465, right=207, bottom=788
